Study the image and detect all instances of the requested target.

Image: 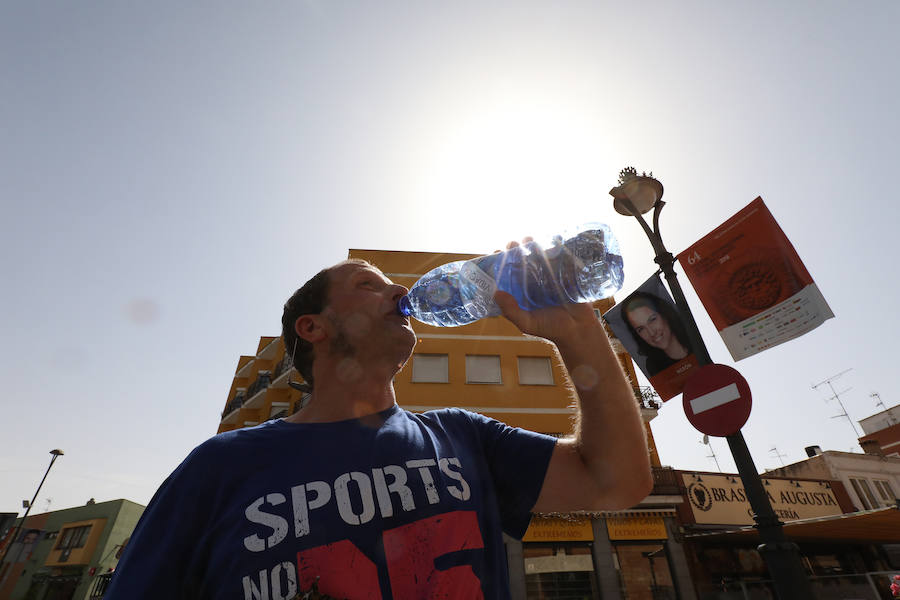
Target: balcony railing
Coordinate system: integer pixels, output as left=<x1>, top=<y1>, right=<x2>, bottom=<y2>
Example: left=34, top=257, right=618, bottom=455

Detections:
left=89, top=572, right=113, bottom=599
left=650, top=466, right=681, bottom=496
left=246, top=371, right=271, bottom=400
left=273, top=353, right=293, bottom=381
left=221, top=392, right=245, bottom=419
left=634, top=386, right=661, bottom=410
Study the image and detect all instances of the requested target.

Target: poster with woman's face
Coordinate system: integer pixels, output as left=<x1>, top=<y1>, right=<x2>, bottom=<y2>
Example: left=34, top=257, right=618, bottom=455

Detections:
left=2, top=529, right=44, bottom=563
left=603, top=274, right=699, bottom=401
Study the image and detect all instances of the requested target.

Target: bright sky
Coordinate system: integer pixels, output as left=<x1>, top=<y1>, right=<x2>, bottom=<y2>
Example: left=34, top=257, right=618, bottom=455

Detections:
left=2, top=1, right=898, bottom=515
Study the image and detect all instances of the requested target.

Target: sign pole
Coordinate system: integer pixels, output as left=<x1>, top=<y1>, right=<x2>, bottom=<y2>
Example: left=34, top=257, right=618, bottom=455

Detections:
left=726, top=430, right=814, bottom=598
left=610, top=173, right=814, bottom=600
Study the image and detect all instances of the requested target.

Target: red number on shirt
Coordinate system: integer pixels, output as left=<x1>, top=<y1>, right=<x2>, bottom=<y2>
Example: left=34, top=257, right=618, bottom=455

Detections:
left=296, top=539, right=381, bottom=599
left=384, top=510, right=485, bottom=599
left=295, top=510, right=484, bottom=598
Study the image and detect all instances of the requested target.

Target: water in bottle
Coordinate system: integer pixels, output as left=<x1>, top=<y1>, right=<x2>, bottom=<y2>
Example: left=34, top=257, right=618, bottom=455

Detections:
left=398, top=223, right=624, bottom=327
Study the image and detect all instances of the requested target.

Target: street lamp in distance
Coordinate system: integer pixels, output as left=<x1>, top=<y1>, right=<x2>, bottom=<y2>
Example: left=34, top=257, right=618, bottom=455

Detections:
left=0, top=449, right=65, bottom=567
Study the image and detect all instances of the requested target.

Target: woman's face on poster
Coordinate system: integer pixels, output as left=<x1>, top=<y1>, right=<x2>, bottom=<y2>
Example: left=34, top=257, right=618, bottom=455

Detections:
left=626, top=305, right=673, bottom=352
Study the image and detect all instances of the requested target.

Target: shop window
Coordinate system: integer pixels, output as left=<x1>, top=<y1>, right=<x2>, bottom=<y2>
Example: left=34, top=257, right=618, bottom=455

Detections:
left=465, top=355, right=501, bottom=384
left=848, top=478, right=878, bottom=510
left=616, top=543, right=676, bottom=600
left=808, top=553, right=844, bottom=575
left=523, top=543, right=597, bottom=599
left=884, top=544, right=900, bottom=570
left=518, top=356, right=554, bottom=385
left=411, top=354, right=449, bottom=383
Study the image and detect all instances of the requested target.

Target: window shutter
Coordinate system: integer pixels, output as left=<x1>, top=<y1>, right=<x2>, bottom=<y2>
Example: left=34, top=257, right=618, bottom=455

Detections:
left=412, top=354, right=449, bottom=383
left=466, top=355, right=502, bottom=384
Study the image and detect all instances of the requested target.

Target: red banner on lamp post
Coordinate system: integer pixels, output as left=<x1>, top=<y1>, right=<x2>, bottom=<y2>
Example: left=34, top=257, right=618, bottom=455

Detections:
left=677, top=197, right=833, bottom=361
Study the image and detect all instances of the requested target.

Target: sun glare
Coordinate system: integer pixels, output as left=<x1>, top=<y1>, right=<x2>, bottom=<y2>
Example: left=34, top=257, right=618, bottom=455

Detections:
left=415, top=98, right=612, bottom=248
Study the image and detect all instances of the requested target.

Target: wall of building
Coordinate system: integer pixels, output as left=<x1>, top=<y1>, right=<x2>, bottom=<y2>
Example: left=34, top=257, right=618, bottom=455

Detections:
left=766, top=451, right=900, bottom=512
left=0, top=512, right=50, bottom=600
left=861, top=422, right=900, bottom=458
left=0, top=499, right=144, bottom=600
left=860, top=405, right=900, bottom=436
left=762, top=454, right=833, bottom=480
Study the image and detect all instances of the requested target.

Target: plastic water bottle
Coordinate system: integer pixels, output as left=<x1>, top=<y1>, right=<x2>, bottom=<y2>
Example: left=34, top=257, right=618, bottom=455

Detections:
left=398, top=223, right=624, bottom=327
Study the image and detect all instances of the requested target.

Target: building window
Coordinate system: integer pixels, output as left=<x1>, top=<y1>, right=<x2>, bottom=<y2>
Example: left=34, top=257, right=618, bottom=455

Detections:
left=518, top=356, right=554, bottom=385
left=466, top=355, right=502, bottom=384
left=56, top=525, right=91, bottom=551
left=55, top=524, right=92, bottom=562
left=411, top=354, right=449, bottom=383
left=849, top=478, right=879, bottom=510
left=874, top=479, right=896, bottom=504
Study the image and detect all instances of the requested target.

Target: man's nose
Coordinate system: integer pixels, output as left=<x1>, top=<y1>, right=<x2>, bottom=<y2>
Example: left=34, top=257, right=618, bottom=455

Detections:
left=389, top=284, right=409, bottom=301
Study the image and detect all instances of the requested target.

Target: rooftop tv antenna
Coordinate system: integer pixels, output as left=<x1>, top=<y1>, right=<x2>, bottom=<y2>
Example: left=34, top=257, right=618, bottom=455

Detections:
left=700, top=435, right=721, bottom=471
left=812, top=368, right=862, bottom=439
left=769, top=446, right=788, bottom=467
left=871, top=392, right=898, bottom=425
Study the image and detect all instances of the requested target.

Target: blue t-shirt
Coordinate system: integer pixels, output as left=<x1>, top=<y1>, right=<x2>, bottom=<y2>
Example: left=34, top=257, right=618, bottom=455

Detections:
left=106, top=406, right=556, bottom=599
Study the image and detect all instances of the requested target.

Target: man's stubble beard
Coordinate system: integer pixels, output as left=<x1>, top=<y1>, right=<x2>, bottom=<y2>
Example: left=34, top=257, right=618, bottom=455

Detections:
left=330, top=326, right=357, bottom=359
left=326, top=313, right=415, bottom=375
left=326, top=318, right=365, bottom=384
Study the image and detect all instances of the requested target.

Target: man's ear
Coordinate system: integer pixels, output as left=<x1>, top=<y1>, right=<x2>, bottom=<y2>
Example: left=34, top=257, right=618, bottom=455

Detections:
left=295, top=314, right=326, bottom=344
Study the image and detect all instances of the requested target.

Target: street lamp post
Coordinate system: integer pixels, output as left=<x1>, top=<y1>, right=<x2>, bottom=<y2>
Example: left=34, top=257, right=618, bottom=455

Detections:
left=610, top=168, right=814, bottom=600
left=0, top=449, right=64, bottom=567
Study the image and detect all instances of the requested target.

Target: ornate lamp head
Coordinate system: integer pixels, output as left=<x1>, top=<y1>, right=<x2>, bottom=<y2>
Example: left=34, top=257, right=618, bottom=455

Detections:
left=609, top=166, right=664, bottom=215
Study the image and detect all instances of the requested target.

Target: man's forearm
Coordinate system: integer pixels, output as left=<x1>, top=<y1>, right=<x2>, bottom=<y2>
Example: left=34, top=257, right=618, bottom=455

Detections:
left=491, top=289, right=653, bottom=511
left=554, top=320, right=653, bottom=508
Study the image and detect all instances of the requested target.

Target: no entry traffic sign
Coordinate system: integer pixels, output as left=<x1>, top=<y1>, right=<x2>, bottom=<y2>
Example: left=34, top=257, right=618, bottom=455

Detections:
left=682, top=364, right=752, bottom=437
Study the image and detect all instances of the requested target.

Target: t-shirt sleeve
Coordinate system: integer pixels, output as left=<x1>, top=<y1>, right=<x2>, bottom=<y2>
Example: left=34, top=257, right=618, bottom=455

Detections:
left=462, top=410, right=557, bottom=539
left=103, top=444, right=216, bottom=599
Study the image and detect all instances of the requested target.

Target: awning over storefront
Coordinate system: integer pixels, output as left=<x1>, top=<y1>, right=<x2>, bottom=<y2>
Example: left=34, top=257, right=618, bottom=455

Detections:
left=685, top=506, right=900, bottom=544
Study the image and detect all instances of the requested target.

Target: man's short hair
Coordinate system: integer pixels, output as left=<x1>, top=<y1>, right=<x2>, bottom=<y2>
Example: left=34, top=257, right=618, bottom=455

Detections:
left=281, top=259, right=372, bottom=391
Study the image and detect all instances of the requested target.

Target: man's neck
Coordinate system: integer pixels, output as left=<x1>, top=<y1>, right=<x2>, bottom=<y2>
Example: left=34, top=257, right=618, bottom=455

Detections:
left=284, top=361, right=398, bottom=424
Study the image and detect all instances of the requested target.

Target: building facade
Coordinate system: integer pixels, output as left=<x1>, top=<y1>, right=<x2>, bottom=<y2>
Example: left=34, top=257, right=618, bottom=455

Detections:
left=765, top=449, right=900, bottom=513
left=0, top=499, right=144, bottom=600
left=672, top=449, right=900, bottom=599
left=859, top=402, right=900, bottom=459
